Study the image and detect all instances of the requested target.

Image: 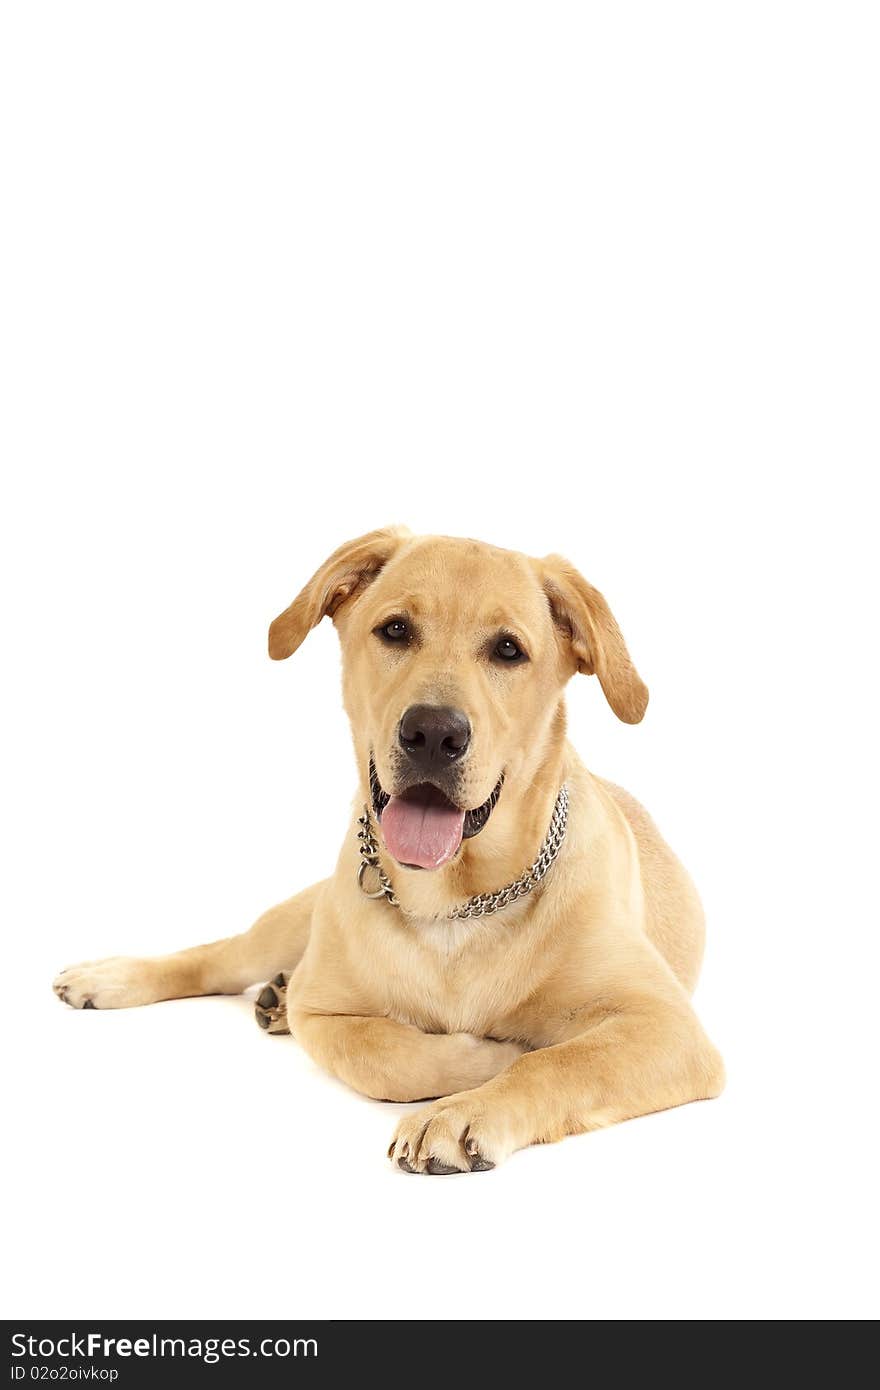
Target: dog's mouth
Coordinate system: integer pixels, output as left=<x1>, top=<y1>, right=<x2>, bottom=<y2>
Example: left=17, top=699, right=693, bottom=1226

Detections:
left=369, top=758, right=503, bottom=871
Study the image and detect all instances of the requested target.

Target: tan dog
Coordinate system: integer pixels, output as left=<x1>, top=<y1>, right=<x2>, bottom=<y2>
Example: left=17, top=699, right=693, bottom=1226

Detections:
left=54, top=529, right=724, bottom=1173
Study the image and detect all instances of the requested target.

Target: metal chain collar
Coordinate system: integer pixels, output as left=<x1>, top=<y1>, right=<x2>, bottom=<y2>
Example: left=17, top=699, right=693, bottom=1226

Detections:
left=356, top=784, right=569, bottom=921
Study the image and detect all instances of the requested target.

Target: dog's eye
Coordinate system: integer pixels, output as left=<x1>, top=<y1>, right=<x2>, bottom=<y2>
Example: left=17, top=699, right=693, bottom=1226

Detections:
left=377, top=619, right=411, bottom=643
left=494, top=636, right=527, bottom=663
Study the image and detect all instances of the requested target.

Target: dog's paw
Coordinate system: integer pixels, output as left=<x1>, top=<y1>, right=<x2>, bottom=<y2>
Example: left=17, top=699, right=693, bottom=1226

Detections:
left=388, top=1091, right=512, bottom=1175
left=53, top=957, right=160, bottom=1010
left=254, top=972, right=290, bottom=1034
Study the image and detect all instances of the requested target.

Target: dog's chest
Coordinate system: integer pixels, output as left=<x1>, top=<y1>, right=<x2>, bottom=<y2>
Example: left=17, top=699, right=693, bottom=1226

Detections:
left=379, top=910, right=538, bottom=1035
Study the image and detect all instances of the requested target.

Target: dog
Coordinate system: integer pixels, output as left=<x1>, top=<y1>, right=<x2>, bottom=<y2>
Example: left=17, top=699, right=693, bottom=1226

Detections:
left=54, top=528, right=724, bottom=1173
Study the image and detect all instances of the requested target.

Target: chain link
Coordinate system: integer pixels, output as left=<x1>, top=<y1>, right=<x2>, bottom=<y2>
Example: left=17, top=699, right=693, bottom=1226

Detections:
left=356, top=785, right=569, bottom=921
left=356, top=812, right=399, bottom=906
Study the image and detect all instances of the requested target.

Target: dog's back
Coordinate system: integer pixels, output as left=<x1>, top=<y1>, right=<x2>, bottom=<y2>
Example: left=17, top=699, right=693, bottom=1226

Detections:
left=597, top=777, right=706, bottom=994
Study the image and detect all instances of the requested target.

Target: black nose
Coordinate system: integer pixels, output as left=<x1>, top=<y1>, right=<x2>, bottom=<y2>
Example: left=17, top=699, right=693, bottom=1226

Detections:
left=398, top=704, right=471, bottom=769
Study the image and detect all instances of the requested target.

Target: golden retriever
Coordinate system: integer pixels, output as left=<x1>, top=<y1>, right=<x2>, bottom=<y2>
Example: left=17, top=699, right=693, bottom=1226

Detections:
left=54, top=528, right=724, bottom=1173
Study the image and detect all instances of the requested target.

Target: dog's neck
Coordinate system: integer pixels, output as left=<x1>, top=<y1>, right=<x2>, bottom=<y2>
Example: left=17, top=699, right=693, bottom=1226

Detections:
left=356, top=707, right=570, bottom=920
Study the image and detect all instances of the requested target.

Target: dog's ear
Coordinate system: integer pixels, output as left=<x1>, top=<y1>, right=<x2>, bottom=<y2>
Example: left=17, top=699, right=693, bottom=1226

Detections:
left=268, top=527, right=409, bottom=660
left=540, top=555, right=649, bottom=723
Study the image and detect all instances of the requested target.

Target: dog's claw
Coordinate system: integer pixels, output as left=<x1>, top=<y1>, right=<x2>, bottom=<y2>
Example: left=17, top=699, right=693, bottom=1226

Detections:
left=468, top=1154, right=495, bottom=1172
left=463, top=1130, right=494, bottom=1171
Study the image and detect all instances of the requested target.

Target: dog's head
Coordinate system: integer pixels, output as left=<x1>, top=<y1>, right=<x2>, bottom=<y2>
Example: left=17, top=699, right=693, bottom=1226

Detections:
left=269, top=528, right=647, bottom=872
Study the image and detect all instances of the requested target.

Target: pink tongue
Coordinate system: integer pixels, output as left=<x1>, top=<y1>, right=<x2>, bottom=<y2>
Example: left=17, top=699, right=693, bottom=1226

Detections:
left=380, top=790, right=466, bottom=869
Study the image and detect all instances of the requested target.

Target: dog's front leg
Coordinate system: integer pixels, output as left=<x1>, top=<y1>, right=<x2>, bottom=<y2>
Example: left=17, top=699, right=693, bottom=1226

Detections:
left=388, top=987, right=725, bottom=1172
left=53, top=883, right=323, bottom=1010
left=291, top=1011, right=525, bottom=1104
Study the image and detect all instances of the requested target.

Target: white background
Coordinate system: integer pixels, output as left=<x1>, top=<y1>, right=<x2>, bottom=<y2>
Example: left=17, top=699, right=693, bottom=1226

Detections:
left=2, top=2, right=877, bottom=1321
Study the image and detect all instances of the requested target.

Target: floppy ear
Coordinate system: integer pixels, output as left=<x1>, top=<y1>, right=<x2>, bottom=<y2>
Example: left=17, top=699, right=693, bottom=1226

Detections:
left=268, top=527, right=408, bottom=660
left=540, top=556, right=649, bottom=723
